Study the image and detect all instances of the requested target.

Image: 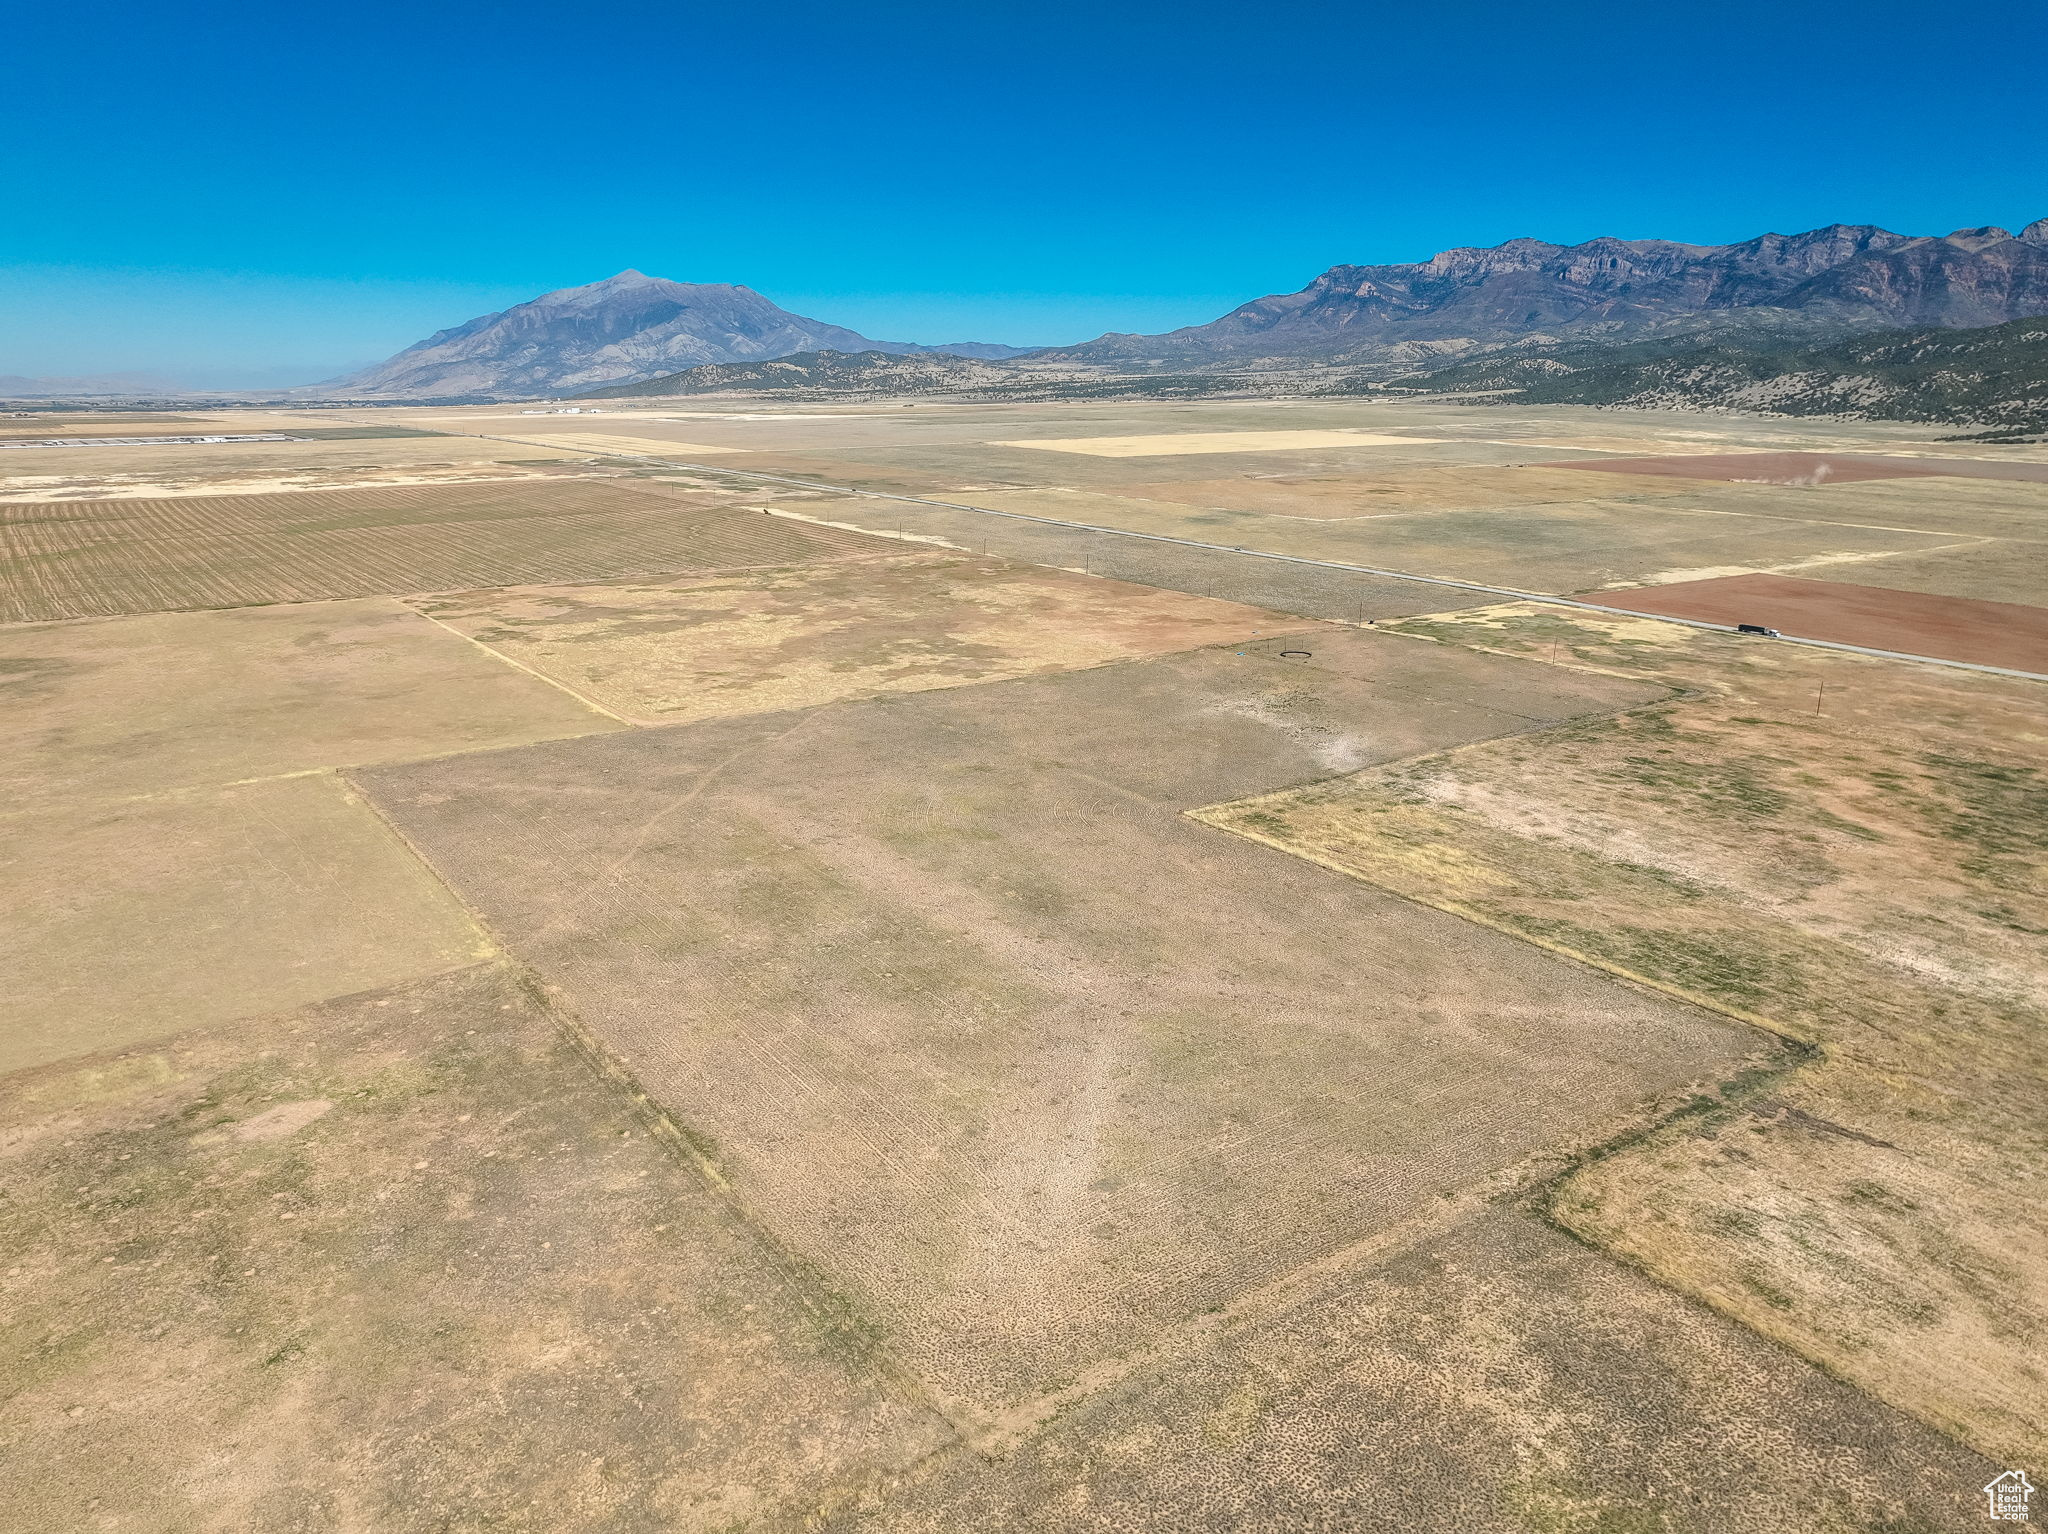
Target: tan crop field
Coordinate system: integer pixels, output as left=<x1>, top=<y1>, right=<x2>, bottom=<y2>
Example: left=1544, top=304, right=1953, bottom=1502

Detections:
left=0, top=432, right=572, bottom=481
left=0, top=461, right=599, bottom=505
left=1802, top=536, right=2048, bottom=606
left=8, top=395, right=2040, bottom=1528
left=1194, top=604, right=2048, bottom=1464
left=0, top=477, right=882, bottom=619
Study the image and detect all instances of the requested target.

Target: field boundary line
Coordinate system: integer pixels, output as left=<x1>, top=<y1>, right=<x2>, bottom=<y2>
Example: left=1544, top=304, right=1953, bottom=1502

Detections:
left=1185, top=806, right=1801, bottom=1042
left=954, top=1179, right=1524, bottom=1453
left=1745, top=536, right=1995, bottom=575
left=335, top=766, right=979, bottom=1449
left=450, top=432, right=2048, bottom=684
left=401, top=601, right=638, bottom=726
left=327, top=770, right=502, bottom=964
left=1174, top=808, right=1973, bottom=1441
left=517, top=963, right=988, bottom=1459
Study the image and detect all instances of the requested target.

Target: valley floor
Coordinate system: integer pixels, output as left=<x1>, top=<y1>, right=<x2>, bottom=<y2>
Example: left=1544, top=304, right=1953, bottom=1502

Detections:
left=2, top=396, right=2040, bottom=1530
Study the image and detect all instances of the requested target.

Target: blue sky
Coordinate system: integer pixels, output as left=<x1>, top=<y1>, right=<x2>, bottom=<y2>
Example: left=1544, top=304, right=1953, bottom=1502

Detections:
left=4, top=0, right=2043, bottom=383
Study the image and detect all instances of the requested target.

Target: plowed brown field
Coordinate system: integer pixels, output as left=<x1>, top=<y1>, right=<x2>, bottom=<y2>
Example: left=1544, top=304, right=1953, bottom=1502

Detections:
left=1590, top=571, right=2048, bottom=671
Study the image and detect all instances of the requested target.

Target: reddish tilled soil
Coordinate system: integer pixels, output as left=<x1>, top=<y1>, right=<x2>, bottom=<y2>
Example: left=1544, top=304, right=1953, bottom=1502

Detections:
left=1588, top=572, right=2048, bottom=671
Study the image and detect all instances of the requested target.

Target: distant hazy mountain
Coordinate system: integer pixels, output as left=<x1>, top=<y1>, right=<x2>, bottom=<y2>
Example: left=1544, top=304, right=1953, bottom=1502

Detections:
left=1038, top=220, right=2048, bottom=371
left=1397, top=315, right=2048, bottom=436
left=0, top=371, right=192, bottom=397
left=324, top=272, right=1028, bottom=399
left=578, top=349, right=1009, bottom=398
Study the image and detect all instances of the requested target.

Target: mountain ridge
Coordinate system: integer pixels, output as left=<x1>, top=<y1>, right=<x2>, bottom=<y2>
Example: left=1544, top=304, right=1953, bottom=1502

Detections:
left=316, top=218, right=2048, bottom=401
left=324, top=272, right=1029, bottom=399
left=1037, top=220, right=2048, bottom=371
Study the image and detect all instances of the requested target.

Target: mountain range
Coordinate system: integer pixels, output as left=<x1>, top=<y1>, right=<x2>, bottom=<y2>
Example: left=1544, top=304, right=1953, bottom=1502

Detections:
left=1037, top=220, right=2048, bottom=372
left=323, top=272, right=1030, bottom=399
left=319, top=218, right=2048, bottom=401
left=0, top=371, right=195, bottom=398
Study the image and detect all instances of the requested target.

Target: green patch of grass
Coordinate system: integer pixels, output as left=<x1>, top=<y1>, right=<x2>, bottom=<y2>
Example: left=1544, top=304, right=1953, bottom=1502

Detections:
left=1610, top=754, right=1793, bottom=820
left=263, top=1336, right=309, bottom=1367
left=1500, top=913, right=1798, bottom=1010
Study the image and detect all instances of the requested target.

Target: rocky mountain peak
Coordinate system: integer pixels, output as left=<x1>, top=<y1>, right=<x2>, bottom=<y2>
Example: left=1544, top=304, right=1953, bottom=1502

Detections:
left=1944, top=227, right=2016, bottom=248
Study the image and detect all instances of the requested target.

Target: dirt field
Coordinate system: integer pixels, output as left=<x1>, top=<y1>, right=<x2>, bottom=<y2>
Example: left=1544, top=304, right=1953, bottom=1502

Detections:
left=0, top=774, right=490, bottom=1072
left=1801, top=537, right=2048, bottom=607
left=0, top=598, right=619, bottom=811
left=0, top=463, right=599, bottom=505
left=0, top=478, right=883, bottom=620
left=1108, top=464, right=1705, bottom=518
left=495, top=432, right=752, bottom=456
left=9, top=394, right=2036, bottom=1527
left=0, top=593, right=629, bottom=1072
left=408, top=552, right=1283, bottom=724
left=356, top=633, right=1751, bottom=1420
left=950, top=485, right=1958, bottom=594
left=0, top=433, right=571, bottom=483
left=830, top=1209, right=1993, bottom=1534
left=1194, top=603, right=2048, bottom=1464
left=763, top=500, right=1501, bottom=624
left=989, top=430, right=1444, bottom=456
left=1551, top=452, right=2048, bottom=486
left=355, top=400, right=2047, bottom=612
left=0, top=416, right=213, bottom=438
left=0, top=963, right=953, bottom=1533
left=1589, top=571, right=2048, bottom=670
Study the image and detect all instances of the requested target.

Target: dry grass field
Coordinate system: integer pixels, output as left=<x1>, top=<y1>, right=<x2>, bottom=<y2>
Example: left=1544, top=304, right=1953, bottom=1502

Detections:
left=829, top=1209, right=1992, bottom=1534
left=0, top=413, right=214, bottom=437
left=0, top=963, right=952, bottom=1533
left=0, top=774, right=491, bottom=1073
left=495, top=432, right=753, bottom=457
left=1108, top=464, right=1709, bottom=517
left=0, top=432, right=571, bottom=483
left=948, top=485, right=1960, bottom=593
left=1194, top=605, right=2048, bottom=1465
left=373, top=398, right=2048, bottom=607
left=989, top=429, right=1444, bottom=456
left=7, top=395, right=2039, bottom=1530
left=407, top=552, right=1282, bottom=724
left=0, top=597, right=620, bottom=810
left=356, top=635, right=1753, bottom=1420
